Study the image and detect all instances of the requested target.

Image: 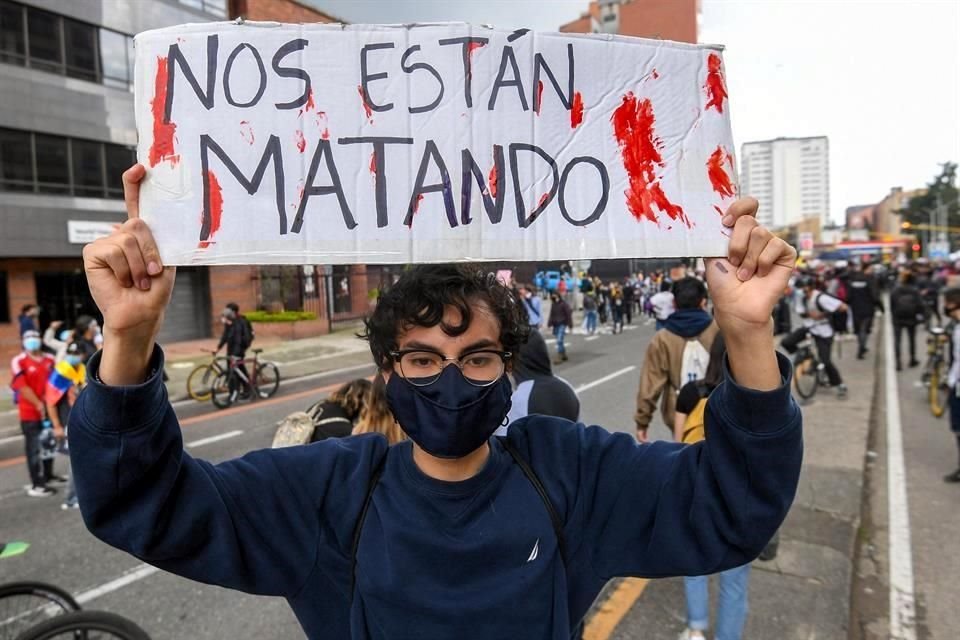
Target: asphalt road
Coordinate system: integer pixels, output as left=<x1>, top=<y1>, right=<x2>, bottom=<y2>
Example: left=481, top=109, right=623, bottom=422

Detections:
left=0, top=317, right=665, bottom=639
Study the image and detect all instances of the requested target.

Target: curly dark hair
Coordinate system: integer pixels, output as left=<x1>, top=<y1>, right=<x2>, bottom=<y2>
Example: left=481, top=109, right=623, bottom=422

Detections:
left=361, top=264, right=531, bottom=369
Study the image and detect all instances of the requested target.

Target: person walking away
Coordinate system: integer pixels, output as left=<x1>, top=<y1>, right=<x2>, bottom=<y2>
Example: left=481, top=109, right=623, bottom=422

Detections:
left=10, top=330, right=60, bottom=497
left=890, top=272, right=926, bottom=371
left=634, top=278, right=718, bottom=443
left=518, top=285, right=543, bottom=329
left=941, top=288, right=960, bottom=483
left=597, top=281, right=611, bottom=325
left=622, top=278, right=635, bottom=325
left=583, top=293, right=599, bottom=335
left=496, top=330, right=580, bottom=436
left=273, top=379, right=374, bottom=447
left=772, top=286, right=793, bottom=336
left=673, top=333, right=752, bottom=640
left=18, top=304, right=39, bottom=336
left=548, top=292, right=573, bottom=363
left=651, top=281, right=677, bottom=331
left=45, top=342, right=86, bottom=509
left=846, top=262, right=883, bottom=359
left=916, top=265, right=942, bottom=328
left=351, top=378, right=405, bottom=445
left=796, top=278, right=848, bottom=397
left=611, top=288, right=625, bottom=334
left=71, top=171, right=801, bottom=639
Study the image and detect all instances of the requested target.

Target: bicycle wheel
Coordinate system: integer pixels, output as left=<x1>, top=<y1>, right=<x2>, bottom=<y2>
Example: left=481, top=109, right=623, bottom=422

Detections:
left=793, top=354, right=819, bottom=399
left=209, top=371, right=235, bottom=410
left=929, top=358, right=948, bottom=418
left=186, top=364, right=217, bottom=402
left=0, top=581, right=80, bottom=640
left=255, top=362, right=280, bottom=399
left=15, top=610, right=151, bottom=640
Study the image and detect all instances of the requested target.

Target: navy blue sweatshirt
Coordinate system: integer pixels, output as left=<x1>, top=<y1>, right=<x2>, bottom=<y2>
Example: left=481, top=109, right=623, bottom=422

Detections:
left=70, top=347, right=802, bottom=639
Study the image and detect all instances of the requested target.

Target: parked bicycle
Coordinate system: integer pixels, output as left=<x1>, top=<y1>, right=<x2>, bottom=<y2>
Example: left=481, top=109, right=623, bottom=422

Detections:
left=0, top=541, right=150, bottom=640
left=792, top=336, right=828, bottom=400
left=185, top=350, right=230, bottom=402
left=921, top=325, right=950, bottom=418
left=210, top=349, right=280, bottom=409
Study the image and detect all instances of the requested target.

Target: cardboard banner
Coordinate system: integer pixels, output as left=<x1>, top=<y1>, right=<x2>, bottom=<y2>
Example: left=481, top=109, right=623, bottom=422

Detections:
left=134, top=22, right=738, bottom=265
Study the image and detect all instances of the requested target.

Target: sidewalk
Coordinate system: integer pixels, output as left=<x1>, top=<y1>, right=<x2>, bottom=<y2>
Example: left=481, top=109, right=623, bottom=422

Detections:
left=586, top=332, right=877, bottom=640
left=0, top=321, right=372, bottom=425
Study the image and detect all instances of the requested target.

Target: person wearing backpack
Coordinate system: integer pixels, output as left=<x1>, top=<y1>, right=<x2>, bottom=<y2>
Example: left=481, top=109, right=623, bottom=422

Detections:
left=217, top=302, right=254, bottom=396
left=890, top=272, right=926, bottom=371
left=71, top=172, right=802, bottom=640
left=796, top=277, right=848, bottom=397
left=634, top=277, right=718, bottom=443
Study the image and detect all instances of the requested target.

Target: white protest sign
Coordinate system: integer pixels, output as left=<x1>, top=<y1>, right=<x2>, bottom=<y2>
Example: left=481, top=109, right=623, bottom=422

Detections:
left=134, top=22, right=738, bottom=265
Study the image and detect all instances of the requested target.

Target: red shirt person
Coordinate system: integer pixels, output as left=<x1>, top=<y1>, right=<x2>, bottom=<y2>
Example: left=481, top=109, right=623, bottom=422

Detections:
left=10, top=330, right=59, bottom=496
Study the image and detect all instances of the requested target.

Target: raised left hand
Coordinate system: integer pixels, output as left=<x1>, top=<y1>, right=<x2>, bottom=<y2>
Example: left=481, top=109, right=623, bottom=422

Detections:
left=706, top=198, right=797, bottom=338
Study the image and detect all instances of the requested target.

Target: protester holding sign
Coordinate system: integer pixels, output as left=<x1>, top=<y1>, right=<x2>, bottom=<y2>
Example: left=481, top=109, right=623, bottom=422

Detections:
left=69, top=162, right=800, bottom=639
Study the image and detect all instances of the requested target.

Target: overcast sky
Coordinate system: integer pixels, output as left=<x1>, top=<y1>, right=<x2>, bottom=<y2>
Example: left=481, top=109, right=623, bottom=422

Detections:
left=307, top=0, right=960, bottom=225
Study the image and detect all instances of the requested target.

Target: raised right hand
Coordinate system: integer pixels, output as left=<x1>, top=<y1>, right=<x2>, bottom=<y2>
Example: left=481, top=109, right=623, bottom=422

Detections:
left=82, top=164, right=174, bottom=384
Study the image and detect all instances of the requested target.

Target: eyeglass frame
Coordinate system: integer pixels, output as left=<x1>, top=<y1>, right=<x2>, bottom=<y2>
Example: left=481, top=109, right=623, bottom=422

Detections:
left=389, top=348, right=513, bottom=387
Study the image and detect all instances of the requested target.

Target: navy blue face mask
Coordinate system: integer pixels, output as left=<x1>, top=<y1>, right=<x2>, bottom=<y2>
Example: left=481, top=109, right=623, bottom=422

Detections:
left=385, top=365, right=513, bottom=459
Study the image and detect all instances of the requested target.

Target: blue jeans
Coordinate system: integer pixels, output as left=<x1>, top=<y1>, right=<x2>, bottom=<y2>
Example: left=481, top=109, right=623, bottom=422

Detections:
left=585, top=311, right=598, bottom=334
left=553, top=325, right=567, bottom=355
left=655, top=319, right=666, bottom=331
left=684, top=563, right=751, bottom=640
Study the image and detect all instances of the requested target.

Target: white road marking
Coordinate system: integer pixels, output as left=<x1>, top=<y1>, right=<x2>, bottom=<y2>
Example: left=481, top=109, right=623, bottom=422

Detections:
left=624, top=325, right=638, bottom=330
left=575, top=366, right=637, bottom=394
left=75, top=564, right=160, bottom=605
left=884, top=299, right=917, bottom=640
left=186, top=430, right=244, bottom=448
left=585, top=336, right=600, bottom=342
left=0, top=434, right=21, bottom=446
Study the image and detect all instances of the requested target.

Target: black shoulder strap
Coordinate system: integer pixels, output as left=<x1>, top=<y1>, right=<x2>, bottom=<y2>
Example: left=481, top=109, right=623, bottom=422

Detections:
left=350, top=450, right=388, bottom=599
left=498, top=436, right=568, bottom=565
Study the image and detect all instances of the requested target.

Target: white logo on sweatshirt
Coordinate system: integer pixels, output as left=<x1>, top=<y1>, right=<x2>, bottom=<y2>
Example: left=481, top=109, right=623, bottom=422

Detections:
left=526, top=538, right=540, bottom=563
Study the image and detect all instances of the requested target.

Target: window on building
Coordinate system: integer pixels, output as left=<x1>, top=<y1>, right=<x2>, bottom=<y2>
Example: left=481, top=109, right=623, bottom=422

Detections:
left=0, top=128, right=32, bottom=191
left=0, top=271, right=9, bottom=323
left=34, top=134, right=69, bottom=194
left=99, top=28, right=128, bottom=87
left=27, top=6, right=62, bottom=73
left=72, top=139, right=105, bottom=196
left=179, top=0, right=227, bottom=17
left=64, top=18, right=97, bottom=81
left=105, top=144, right=135, bottom=196
left=0, top=0, right=25, bottom=65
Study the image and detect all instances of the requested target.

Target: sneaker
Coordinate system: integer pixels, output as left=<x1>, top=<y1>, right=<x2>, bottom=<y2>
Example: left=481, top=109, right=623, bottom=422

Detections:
left=837, top=384, right=848, bottom=398
left=943, top=469, right=960, bottom=483
left=61, top=501, right=80, bottom=510
left=47, top=474, right=69, bottom=485
left=26, top=486, right=56, bottom=498
left=678, top=630, right=707, bottom=640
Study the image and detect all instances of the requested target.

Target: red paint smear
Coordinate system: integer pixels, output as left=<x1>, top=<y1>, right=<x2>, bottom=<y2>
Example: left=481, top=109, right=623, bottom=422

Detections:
left=148, top=56, right=178, bottom=167
left=488, top=164, right=498, bottom=198
left=294, top=130, right=306, bottom=153
left=299, top=89, right=316, bottom=117
left=198, top=170, right=223, bottom=249
left=465, top=41, right=485, bottom=85
left=570, top=91, right=584, bottom=128
left=239, top=120, right=255, bottom=146
left=704, top=53, right=728, bottom=113
left=317, top=111, right=329, bottom=140
left=537, top=192, right=550, bottom=209
left=610, top=92, right=688, bottom=227
left=369, top=150, right=377, bottom=176
left=713, top=205, right=725, bottom=216
left=706, top=144, right=736, bottom=198
left=652, top=69, right=660, bottom=80
left=412, top=193, right=424, bottom=216
left=357, top=85, right=373, bottom=122
left=535, top=80, right=544, bottom=115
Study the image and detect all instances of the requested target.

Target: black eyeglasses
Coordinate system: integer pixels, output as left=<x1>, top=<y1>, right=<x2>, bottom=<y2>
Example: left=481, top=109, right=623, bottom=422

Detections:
left=390, top=349, right=512, bottom=387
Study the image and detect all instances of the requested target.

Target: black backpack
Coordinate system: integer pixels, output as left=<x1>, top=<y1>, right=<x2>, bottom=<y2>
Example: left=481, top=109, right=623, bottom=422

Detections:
left=891, top=288, right=922, bottom=322
left=238, top=317, right=255, bottom=350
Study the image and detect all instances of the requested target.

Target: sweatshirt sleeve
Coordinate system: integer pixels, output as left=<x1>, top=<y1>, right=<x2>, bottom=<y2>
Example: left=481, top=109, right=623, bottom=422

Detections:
left=69, top=346, right=386, bottom=598
left=515, top=351, right=801, bottom=581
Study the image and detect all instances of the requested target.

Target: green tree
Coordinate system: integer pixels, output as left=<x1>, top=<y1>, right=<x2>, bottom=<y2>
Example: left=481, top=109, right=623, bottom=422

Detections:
left=900, top=162, right=959, bottom=231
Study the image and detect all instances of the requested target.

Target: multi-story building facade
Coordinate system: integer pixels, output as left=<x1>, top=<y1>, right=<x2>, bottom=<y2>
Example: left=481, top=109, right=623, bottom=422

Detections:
left=560, top=0, right=699, bottom=43
left=0, top=0, right=381, bottom=369
left=740, top=136, right=830, bottom=231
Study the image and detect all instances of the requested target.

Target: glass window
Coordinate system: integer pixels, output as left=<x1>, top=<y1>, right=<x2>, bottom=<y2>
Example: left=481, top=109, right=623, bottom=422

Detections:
left=34, top=134, right=69, bottom=194
left=203, top=0, right=227, bottom=17
left=105, top=144, right=134, bottom=197
left=27, top=7, right=62, bottom=72
left=71, top=139, right=104, bottom=197
left=0, top=128, right=33, bottom=191
left=126, top=36, right=134, bottom=87
left=0, top=0, right=25, bottom=65
left=179, top=0, right=203, bottom=10
left=64, top=18, right=97, bottom=81
left=99, top=28, right=128, bottom=87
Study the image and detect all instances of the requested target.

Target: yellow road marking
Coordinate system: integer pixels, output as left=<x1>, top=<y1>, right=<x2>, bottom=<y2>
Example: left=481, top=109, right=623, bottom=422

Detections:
left=582, top=577, right=650, bottom=640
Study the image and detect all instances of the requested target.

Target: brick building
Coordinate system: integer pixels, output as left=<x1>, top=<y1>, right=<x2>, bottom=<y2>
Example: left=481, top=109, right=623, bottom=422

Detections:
left=0, top=0, right=383, bottom=373
left=560, top=0, right=699, bottom=43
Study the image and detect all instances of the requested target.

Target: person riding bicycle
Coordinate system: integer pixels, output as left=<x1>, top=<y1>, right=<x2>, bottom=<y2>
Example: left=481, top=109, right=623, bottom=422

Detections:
left=217, top=302, right=254, bottom=395
left=795, top=276, right=848, bottom=398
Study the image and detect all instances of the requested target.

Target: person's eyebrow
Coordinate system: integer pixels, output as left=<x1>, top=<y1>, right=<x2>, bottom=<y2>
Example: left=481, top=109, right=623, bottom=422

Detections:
left=398, top=340, right=443, bottom=353
left=398, top=338, right=500, bottom=355
left=458, top=339, right=499, bottom=354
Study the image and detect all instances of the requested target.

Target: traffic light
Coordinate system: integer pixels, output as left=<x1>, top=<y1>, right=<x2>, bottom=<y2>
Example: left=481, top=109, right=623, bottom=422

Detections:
left=912, top=243, right=921, bottom=254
